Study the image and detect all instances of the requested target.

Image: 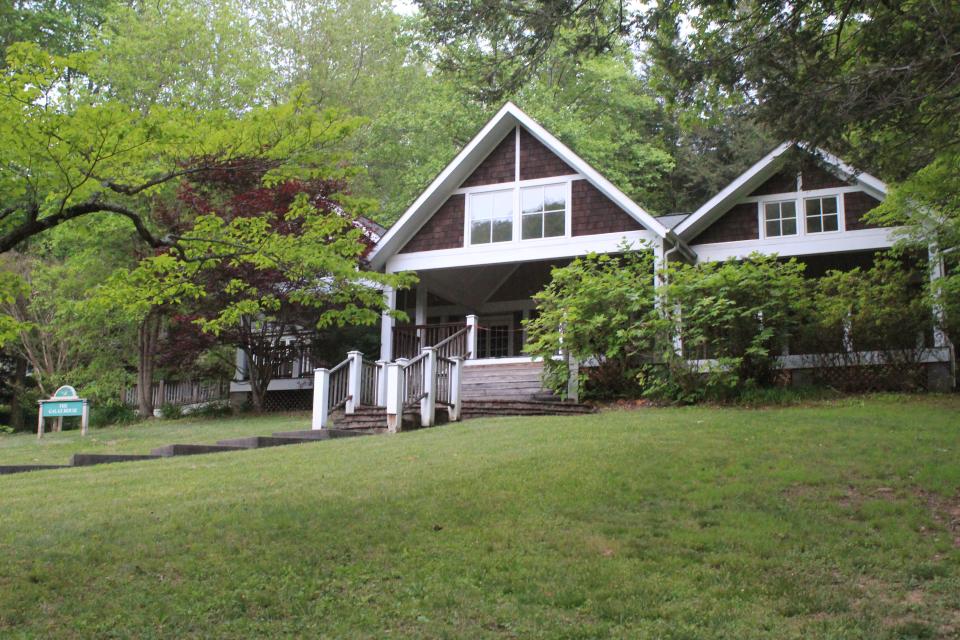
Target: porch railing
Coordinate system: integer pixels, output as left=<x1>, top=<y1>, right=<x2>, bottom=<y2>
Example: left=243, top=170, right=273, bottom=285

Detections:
left=392, top=322, right=466, bottom=359
left=360, top=358, right=380, bottom=406
left=327, top=357, right=351, bottom=412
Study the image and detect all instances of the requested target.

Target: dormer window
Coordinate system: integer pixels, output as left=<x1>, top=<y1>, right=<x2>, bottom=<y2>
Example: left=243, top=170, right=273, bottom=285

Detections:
left=469, top=190, right=513, bottom=244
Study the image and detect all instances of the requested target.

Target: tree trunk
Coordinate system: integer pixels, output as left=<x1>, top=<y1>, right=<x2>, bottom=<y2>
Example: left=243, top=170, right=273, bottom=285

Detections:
left=137, top=310, right=162, bottom=418
left=9, top=356, right=27, bottom=431
left=245, top=348, right=272, bottom=414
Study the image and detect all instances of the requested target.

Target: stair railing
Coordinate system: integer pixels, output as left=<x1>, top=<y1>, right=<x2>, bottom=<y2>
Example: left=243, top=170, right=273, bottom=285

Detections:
left=312, top=355, right=350, bottom=430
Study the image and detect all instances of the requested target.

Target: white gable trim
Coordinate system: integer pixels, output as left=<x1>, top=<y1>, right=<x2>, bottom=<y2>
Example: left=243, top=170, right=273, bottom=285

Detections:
left=674, top=142, right=888, bottom=242
left=368, top=102, right=674, bottom=270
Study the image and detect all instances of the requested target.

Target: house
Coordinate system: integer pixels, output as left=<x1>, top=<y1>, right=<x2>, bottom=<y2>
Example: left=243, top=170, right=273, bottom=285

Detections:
left=231, top=103, right=954, bottom=419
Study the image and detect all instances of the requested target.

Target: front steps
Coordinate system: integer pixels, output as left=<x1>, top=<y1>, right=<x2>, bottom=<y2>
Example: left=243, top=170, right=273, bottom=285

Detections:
left=462, top=361, right=556, bottom=401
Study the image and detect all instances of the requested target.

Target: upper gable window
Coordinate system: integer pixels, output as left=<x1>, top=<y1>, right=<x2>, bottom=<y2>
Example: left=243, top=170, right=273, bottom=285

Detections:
left=804, top=196, right=840, bottom=233
left=469, top=189, right=513, bottom=244
left=764, top=200, right=798, bottom=237
left=521, top=184, right=566, bottom=239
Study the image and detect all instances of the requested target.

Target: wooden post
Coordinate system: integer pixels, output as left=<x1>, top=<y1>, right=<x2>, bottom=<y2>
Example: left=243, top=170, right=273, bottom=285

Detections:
left=55, top=416, right=63, bottom=433
left=37, top=403, right=44, bottom=440
left=81, top=400, right=89, bottom=436
left=380, top=285, right=396, bottom=362
left=420, top=347, right=437, bottom=427
left=345, top=350, right=363, bottom=414
left=449, top=356, right=463, bottom=421
left=376, top=360, right=388, bottom=406
left=312, top=368, right=331, bottom=430
left=466, top=314, right=478, bottom=359
left=385, top=361, right=404, bottom=433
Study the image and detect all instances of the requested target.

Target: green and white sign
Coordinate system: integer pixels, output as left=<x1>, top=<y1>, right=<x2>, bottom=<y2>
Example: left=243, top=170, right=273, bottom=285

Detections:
left=41, top=401, right=84, bottom=418
left=38, top=385, right=89, bottom=438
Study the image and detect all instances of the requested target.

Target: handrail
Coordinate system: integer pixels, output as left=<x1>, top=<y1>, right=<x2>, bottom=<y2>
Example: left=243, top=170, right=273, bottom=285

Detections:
left=392, top=322, right=466, bottom=359
left=327, top=356, right=351, bottom=411
left=400, top=351, right=428, bottom=407
left=432, top=326, right=469, bottom=359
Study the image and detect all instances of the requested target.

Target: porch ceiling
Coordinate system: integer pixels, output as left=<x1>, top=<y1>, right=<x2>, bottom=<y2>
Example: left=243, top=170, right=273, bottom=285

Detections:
left=414, top=258, right=570, bottom=310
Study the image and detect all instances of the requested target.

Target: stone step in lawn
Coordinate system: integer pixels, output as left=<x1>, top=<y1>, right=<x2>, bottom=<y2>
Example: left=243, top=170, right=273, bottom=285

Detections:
left=0, top=464, right=71, bottom=475
left=272, top=429, right=370, bottom=440
left=70, top=453, right=161, bottom=467
left=151, top=444, right=247, bottom=457
left=215, top=436, right=316, bottom=449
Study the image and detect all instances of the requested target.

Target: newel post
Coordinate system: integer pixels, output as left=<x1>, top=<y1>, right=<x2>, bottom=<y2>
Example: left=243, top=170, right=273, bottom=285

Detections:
left=375, top=360, right=388, bottom=406
left=449, top=356, right=463, bottom=421
left=385, top=361, right=404, bottom=433
left=420, top=347, right=437, bottom=427
left=466, top=314, right=479, bottom=359
left=312, top=368, right=331, bottom=430
left=346, top=350, right=363, bottom=414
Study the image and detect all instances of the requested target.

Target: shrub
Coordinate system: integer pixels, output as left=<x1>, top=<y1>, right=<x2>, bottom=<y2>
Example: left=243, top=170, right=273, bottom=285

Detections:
left=159, top=403, right=184, bottom=420
left=90, top=401, right=137, bottom=428
left=186, top=402, right=233, bottom=419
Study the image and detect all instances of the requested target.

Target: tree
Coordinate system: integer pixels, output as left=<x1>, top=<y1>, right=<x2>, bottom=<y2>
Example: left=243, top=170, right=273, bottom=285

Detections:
left=104, top=162, right=415, bottom=412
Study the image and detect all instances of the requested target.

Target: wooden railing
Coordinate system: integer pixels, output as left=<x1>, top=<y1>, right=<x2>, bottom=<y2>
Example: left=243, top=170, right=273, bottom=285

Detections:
left=360, top=359, right=380, bottom=406
left=401, top=352, right=428, bottom=407
left=433, top=326, right=470, bottom=360
left=124, top=379, right=228, bottom=408
left=392, top=322, right=466, bottom=359
left=435, top=356, right=455, bottom=406
left=327, top=357, right=351, bottom=412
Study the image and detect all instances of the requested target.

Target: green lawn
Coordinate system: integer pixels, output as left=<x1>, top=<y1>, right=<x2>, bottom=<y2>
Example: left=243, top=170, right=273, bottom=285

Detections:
left=1, top=395, right=959, bottom=638
left=0, top=413, right=312, bottom=466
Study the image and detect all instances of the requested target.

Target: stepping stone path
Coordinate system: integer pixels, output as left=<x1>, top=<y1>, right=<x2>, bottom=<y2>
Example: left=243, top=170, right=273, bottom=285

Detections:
left=0, top=428, right=371, bottom=476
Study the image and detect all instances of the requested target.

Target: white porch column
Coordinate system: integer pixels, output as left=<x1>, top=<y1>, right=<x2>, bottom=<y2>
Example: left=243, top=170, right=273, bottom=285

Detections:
left=385, top=361, right=404, bottom=433
left=420, top=347, right=437, bottom=427
left=448, top=356, right=463, bottom=421
left=375, top=360, right=388, bottom=406
left=380, top=285, right=396, bottom=362
left=234, top=348, right=248, bottom=381
left=312, top=368, right=331, bottom=430
left=465, top=314, right=479, bottom=359
left=930, top=245, right=950, bottom=348
left=345, top=350, right=363, bottom=414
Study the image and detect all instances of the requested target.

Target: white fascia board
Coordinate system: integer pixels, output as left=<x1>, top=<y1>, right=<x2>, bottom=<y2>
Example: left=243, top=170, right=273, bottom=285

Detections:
left=368, top=103, right=519, bottom=270
left=804, top=145, right=888, bottom=200
left=369, top=102, right=671, bottom=270
left=384, top=230, right=657, bottom=273
left=675, top=141, right=794, bottom=240
left=691, top=226, right=899, bottom=262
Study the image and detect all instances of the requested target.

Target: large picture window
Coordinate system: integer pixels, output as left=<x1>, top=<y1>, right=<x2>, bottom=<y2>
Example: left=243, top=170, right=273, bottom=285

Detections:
left=764, top=200, right=798, bottom=237
left=469, top=190, right=513, bottom=244
left=805, top=196, right=840, bottom=233
left=520, top=184, right=566, bottom=239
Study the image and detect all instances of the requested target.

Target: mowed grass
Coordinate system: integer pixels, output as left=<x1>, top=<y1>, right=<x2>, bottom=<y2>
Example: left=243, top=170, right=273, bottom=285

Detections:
left=0, top=413, right=313, bottom=466
left=1, top=395, right=959, bottom=638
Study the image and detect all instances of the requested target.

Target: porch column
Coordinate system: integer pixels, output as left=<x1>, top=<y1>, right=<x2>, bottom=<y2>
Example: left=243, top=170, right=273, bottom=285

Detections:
left=345, top=350, right=363, bottom=414
left=420, top=347, right=437, bottom=427
left=448, top=356, right=463, bottom=421
left=380, top=285, right=396, bottom=362
left=930, top=245, right=950, bottom=348
left=385, top=361, right=404, bottom=433
left=234, top=348, right=248, bottom=381
left=312, top=368, right=331, bottom=430
left=415, top=286, right=428, bottom=326
left=466, top=314, right=479, bottom=359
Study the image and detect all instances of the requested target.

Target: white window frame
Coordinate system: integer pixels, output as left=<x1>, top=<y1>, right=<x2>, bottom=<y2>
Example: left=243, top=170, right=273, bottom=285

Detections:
left=761, top=199, right=799, bottom=238
left=462, top=177, right=574, bottom=248
left=802, top=194, right=843, bottom=235
left=757, top=189, right=847, bottom=240
left=467, top=188, right=514, bottom=246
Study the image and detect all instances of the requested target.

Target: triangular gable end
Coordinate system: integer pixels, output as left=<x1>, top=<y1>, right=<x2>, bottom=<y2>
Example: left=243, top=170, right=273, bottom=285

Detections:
left=368, top=103, right=673, bottom=270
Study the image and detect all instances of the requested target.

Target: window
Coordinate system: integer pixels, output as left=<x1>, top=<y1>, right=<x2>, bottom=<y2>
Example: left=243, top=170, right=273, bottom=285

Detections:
left=805, top=196, right=840, bottom=233
left=520, top=184, right=566, bottom=239
left=764, top=200, right=798, bottom=237
left=469, top=190, right=513, bottom=244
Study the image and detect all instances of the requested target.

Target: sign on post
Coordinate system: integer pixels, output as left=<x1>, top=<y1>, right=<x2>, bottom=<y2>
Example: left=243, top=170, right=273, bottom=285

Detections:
left=37, top=386, right=89, bottom=439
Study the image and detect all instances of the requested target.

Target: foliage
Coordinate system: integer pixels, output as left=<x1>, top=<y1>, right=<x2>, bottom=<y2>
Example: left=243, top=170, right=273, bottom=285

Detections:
left=89, top=400, right=137, bottom=428
left=159, top=403, right=184, bottom=421
left=523, top=246, right=657, bottom=399
left=185, top=402, right=233, bottom=420
left=2, top=397, right=960, bottom=636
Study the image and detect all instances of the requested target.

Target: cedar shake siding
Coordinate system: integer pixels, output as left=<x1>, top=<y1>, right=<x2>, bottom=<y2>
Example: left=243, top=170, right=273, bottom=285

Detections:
left=460, top=132, right=515, bottom=187
left=398, top=195, right=465, bottom=253
left=844, top=191, right=883, bottom=231
left=519, top=127, right=574, bottom=180
left=692, top=202, right=759, bottom=244
left=748, top=158, right=851, bottom=196
left=571, top=180, right=645, bottom=236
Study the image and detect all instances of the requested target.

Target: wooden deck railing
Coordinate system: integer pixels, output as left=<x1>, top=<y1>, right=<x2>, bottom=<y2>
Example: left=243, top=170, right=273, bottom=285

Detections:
left=392, top=322, right=466, bottom=359
left=124, top=379, right=228, bottom=408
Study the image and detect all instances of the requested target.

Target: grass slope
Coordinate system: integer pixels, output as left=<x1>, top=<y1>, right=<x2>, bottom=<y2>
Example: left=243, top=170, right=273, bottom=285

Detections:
left=1, top=396, right=959, bottom=638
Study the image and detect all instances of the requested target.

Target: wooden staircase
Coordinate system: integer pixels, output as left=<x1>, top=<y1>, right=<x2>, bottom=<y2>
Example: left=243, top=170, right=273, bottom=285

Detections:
left=462, top=360, right=556, bottom=401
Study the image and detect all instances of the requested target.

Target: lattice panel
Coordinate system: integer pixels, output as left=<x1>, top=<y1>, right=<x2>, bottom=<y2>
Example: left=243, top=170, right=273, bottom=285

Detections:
left=263, top=390, right=313, bottom=413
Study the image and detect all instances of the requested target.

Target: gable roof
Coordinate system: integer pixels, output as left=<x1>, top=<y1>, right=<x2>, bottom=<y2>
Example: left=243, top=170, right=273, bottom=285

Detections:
left=367, top=102, right=676, bottom=270
left=674, top=142, right=888, bottom=242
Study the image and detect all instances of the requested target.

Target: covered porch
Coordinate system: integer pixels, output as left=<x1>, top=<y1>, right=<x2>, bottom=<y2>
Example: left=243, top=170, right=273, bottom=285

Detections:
left=380, top=258, right=571, bottom=362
